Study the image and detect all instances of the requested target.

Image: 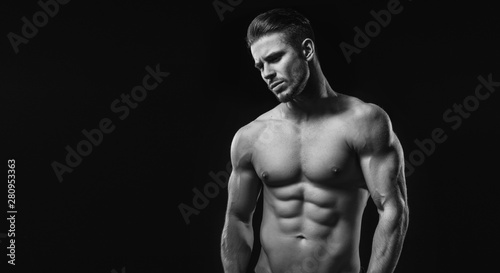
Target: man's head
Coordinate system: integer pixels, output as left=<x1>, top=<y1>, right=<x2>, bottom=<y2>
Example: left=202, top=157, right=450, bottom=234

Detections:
left=247, top=9, right=317, bottom=102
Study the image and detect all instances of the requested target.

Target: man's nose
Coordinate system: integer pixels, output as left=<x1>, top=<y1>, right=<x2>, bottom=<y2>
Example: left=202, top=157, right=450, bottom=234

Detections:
left=262, top=64, right=276, bottom=81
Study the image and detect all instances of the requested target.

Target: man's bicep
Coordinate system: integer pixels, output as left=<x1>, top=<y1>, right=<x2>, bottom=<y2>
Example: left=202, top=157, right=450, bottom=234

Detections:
left=226, top=167, right=262, bottom=223
left=225, top=124, right=262, bottom=222
left=353, top=104, right=406, bottom=209
left=361, top=136, right=407, bottom=211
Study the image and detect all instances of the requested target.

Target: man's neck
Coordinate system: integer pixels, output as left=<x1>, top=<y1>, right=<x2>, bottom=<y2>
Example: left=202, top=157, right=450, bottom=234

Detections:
left=282, top=65, right=337, bottom=121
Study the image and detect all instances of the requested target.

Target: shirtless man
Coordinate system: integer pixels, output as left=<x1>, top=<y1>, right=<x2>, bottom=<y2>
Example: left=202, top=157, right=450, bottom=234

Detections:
left=221, top=9, right=409, bottom=273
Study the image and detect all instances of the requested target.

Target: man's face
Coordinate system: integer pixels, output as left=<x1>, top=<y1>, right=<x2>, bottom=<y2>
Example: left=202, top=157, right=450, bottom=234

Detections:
left=250, top=33, right=309, bottom=103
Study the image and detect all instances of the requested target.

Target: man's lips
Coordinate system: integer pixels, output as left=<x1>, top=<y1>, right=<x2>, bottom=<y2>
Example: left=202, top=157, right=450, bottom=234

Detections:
left=269, top=80, right=284, bottom=90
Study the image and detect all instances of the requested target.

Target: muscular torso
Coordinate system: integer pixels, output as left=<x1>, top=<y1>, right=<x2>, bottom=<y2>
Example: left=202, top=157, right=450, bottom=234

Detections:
left=250, top=97, right=370, bottom=273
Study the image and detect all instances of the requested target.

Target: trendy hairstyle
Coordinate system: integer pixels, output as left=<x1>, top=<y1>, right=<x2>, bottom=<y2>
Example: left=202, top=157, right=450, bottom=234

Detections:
left=246, top=8, right=315, bottom=50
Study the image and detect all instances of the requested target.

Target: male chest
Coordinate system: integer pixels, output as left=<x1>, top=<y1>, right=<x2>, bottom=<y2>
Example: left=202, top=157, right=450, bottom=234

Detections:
left=252, top=120, right=364, bottom=187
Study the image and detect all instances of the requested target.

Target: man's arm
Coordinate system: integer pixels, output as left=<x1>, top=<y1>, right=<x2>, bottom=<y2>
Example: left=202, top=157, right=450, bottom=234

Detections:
left=221, top=127, right=262, bottom=273
left=356, top=104, right=409, bottom=273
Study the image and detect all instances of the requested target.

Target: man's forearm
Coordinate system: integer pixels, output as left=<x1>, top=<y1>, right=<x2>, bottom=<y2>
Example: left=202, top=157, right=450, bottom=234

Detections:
left=367, top=207, right=409, bottom=273
left=221, top=216, right=254, bottom=273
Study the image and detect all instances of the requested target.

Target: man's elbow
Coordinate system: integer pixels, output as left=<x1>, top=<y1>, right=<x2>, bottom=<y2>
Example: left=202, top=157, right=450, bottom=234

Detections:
left=226, top=208, right=254, bottom=226
left=381, top=200, right=409, bottom=234
left=399, top=202, right=409, bottom=234
left=396, top=201, right=409, bottom=235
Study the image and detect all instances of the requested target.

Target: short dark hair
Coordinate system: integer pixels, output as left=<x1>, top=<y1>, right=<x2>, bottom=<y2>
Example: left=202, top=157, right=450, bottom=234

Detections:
left=246, top=8, right=315, bottom=50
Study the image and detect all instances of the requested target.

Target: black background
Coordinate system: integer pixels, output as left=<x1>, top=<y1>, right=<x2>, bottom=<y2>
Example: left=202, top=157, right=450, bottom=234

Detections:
left=2, top=0, right=499, bottom=272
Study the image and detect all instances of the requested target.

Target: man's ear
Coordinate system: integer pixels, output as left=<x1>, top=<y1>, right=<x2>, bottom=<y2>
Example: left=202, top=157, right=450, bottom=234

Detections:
left=301, top=38, right=315, bottom=61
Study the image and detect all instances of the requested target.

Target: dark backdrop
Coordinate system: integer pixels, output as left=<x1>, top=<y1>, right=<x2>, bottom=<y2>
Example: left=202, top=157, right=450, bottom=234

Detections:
left=2, top=0, right=499, bottom=272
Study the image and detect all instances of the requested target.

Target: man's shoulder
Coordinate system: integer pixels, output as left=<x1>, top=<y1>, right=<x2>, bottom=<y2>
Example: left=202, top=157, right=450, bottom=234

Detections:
left=339, top=94, right=390, bottom=126
left=338, top=96, right=392, bottom=150
left=231, top=105, right=281, bottom=152
left=242, top=105, right=282, bottom=133
left=340, top=95, right=394, bottom=152
left=254, top=104, right=283, bottom=122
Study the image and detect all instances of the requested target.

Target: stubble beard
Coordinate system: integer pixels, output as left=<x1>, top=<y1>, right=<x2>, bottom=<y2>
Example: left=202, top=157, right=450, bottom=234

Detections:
left=275, top=67, right=309, bottom=103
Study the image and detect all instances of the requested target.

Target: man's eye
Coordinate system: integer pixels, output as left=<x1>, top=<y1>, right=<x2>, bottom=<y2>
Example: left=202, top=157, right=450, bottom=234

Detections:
left=269, top=56, right=281, bottom=63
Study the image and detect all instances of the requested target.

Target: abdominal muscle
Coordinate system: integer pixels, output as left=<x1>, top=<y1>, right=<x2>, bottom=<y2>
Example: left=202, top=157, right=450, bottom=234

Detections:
left=256, top=183, right=369, bottom=273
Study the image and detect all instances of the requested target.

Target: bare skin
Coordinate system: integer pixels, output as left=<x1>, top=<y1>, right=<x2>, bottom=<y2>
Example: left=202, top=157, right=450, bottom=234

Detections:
left=221, top=32, right=408, bottom=273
